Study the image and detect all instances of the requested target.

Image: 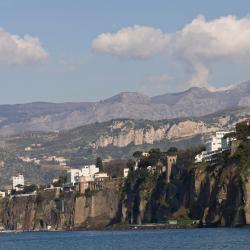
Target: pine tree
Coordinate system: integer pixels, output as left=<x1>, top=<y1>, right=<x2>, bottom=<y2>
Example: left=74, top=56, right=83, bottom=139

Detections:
left=96, top=157, right=103, bottom=171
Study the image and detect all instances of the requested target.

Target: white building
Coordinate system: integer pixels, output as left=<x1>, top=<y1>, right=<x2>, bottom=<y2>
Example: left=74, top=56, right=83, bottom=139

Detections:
left=12, top=174, right=24, bottom=190
left=0, top=191, right=5, bottom=198
left=66, top=165, right=100, bottom=186
left=195, top=130, right=234, bottom=163
left=94, top=172, right=109, bottom=181
left=81, top=165, right=99, bottom=181
left=123, top=168, right=129, bottom=178
left=66, top=169, right=81, bottom=186
left=206, top=131, right=233, bottom=152
left=24, top=147, right=32, bottom=152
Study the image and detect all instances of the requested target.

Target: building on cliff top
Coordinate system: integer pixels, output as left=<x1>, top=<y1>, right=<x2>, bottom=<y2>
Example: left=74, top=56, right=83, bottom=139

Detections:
left=65, top=165, right=109, bottom=189
left=195, top=130, right=235, bottom=163
left=0, top=191, right=5, bottom=198
left=12, top=174, right=24, bottom=191
left=123, top=168, right=129, bottom=178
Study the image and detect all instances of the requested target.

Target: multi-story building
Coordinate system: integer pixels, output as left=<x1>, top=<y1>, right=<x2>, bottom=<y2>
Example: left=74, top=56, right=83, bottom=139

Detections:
left=12, top=174, right=24, bottom=190
left=66, top=165, right=100, bottom=186
left=81, top=165, right=99, bottom=181
left=195, top=130, right=234, bottom=163
left=206, top=131, right=233, bottom=152
left=66, top=169, right=81, bottom=186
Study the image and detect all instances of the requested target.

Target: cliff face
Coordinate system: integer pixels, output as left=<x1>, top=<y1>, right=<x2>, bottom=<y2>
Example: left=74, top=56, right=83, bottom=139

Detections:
left=90, top=120, right=219, bottom=149
left=0, top=185, right=120, bottom=230
left=1, top=161, right=250, bottom=229
left=118, top=162, right=248, bottom=227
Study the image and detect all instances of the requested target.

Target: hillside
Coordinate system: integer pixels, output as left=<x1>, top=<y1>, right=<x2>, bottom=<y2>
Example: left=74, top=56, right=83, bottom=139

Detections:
left=1, top=81, right=250, bottom=135
left=2, top=132, right=250, bottom=230
left=0, top=106, right=250, bottom=188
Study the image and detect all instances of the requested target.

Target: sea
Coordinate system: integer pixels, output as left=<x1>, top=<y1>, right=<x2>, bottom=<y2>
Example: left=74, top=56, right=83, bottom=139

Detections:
left=0, top=228, right=250, bottom=250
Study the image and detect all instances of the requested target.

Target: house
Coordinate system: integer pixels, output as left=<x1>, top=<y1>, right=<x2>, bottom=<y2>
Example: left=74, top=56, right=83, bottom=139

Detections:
left=123, top=168, right=129, bottom=178
left=81, top=164, right=99, bottom=181
left=12, top=174, right=24, bottom=190
left=94, top=172, right=109, bottom=182
left=65, top=165, right=100, bottom=186
left=66, top=169, right=81, bottom=186
left=24, top=147, right=32, bottom=152
left=0, top=191, right=5, bottom=198
left=195, top=151, right=208, bottom=163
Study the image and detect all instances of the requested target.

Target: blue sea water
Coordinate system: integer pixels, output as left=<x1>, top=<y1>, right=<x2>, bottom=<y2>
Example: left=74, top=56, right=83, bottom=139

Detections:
left=0, top=228, right=250, bottom=250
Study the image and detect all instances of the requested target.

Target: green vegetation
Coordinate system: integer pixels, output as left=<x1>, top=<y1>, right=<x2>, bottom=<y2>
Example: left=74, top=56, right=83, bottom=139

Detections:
left=11, top=184, right=38, bottom=195
left=235, top=121, right=250, bottom=140
left=95, top=157, right=103, bottom=171
left=233, top=140, right=250, bottom=178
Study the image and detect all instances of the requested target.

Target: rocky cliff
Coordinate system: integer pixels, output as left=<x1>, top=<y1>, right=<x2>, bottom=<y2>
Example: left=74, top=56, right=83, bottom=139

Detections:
left=1, top=164, right=249, bottom=230
left=2, top=143, right=250, bottom=229
left=117, top=150, right=250, bottom=227
left=0, top=182, right=120, bottom=231
left=90, top=120, right=218, bottom=149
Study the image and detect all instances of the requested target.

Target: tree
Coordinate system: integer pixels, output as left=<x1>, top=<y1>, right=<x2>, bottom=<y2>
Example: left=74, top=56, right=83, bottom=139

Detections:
left=133, top=151, right=142, bottom=159
left=148, top=148, right=161, bottom=159
left=167, top=147, right=178, bottom=155
left=236, top=122, right=250, bottom=140
left=127, top=159, right=136, bottom=171
left=96, top=157, right=103, bottom=171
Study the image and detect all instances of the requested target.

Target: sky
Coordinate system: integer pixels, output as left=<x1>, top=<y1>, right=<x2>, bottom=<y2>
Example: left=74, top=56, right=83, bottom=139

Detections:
left=1, top=0, right=250, bottom=104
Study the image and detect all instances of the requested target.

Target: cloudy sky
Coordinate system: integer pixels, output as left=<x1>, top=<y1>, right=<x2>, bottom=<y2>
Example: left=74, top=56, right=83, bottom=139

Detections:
left=1, top=0, right=250, bottom=103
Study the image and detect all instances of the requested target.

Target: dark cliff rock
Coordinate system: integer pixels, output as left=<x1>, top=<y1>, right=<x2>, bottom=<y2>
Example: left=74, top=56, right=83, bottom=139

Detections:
left=0, top=156, right=250, bottom=230
left=118, top=158, right=248, bottom=227
left=0, top=184, right=120, bottom=231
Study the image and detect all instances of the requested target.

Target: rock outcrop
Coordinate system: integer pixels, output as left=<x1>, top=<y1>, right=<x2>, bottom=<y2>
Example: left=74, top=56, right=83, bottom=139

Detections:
left=118, top=162, right=248, bottom=227
left=1, top=155, right=250, bottom=229
left=0, top=184, right=120, bottom=231
left=90, top=120, right=219, bottom=149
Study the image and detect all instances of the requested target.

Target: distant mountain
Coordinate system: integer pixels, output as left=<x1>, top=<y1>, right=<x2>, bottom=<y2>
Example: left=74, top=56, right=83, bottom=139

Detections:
left=1, top=81, right=250, bottom=135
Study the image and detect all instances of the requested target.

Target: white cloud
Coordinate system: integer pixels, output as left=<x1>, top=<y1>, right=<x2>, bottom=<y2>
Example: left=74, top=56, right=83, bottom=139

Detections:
left=92, top=25, right=170, bottom=59
left=93, top=16, right=250, bottom=88
left=0, top=28, right=48, bottom=65
left=171, top=15, right=250, bottom=86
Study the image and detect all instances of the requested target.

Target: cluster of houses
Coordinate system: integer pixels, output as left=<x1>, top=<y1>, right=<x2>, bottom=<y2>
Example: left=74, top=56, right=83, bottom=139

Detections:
left=18, top=154, right=68, bottom=167
left=0, top=164, right=111, bottom=198
left=0, top=174, right=25, bottom=198
left=24, top=144, right=42, bottom=152
left=195, top=130, right=235, bottom=164
left=65, top=165, right=109, bottom=193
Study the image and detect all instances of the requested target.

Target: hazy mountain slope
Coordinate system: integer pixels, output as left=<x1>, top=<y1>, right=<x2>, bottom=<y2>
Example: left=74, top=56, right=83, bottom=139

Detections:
left=1, top=106, right=250, bottom=188
left=1, top=81, right=250, bottom=135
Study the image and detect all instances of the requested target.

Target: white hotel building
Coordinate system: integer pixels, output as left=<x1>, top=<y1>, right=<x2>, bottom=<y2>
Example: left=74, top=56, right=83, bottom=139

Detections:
left=12, top=174, right=25, bottom=190
left=195, top=130, right=234, bottom=163
left=66, top=165, right=100, bottom=186
left=206, top=131, right=232, bottom=152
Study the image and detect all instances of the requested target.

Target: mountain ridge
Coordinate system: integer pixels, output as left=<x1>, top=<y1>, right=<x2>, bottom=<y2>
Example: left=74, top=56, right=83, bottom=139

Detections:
left=1, top=81, right=250, bottom=135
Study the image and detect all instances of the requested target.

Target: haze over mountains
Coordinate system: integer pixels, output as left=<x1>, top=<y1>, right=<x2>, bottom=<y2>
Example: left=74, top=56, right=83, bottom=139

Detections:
left=1, top=81, right=250, bottom=136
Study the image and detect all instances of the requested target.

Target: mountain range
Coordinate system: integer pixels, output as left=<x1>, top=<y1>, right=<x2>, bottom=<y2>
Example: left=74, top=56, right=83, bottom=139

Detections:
left=1, top=81, right=250, bottom=136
